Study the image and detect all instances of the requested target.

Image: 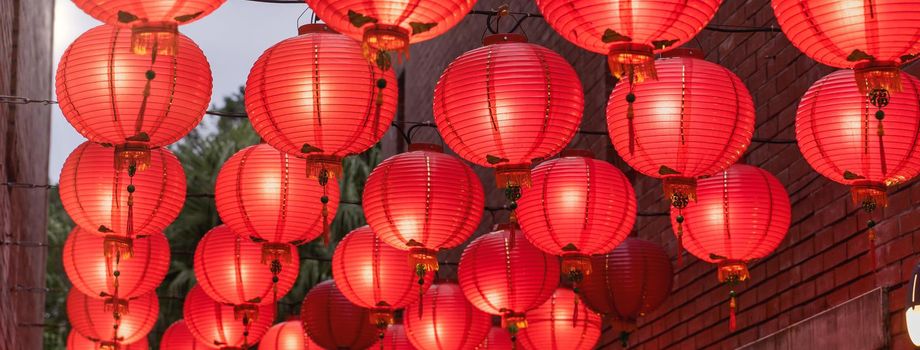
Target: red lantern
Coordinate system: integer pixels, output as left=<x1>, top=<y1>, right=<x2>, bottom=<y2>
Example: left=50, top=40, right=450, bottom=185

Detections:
left=301, top=280, right=378, bottom=350
left=671, top=164, right=790, bottom=330
left=303, top=0, right=477, bottom=61
left=184, top=285, right=275, bottom=348
left=372, top=324, right=416, bottom=350
left=580, top=238, right=673, bottom=346
left=476, top=327, right=514, bottom=350
left=772, top=0, right=920, bottom=93
left=56, top=25, right=211, bottom=168
left=246, top=24, right=397, bottom=177
left=363, top=144, right=484, bottom=275
left=404, top=282, right=492, bottom=350
left=68, top=330, right=149, bottom=350
left=71, top=0, right=225, bottom=54
left=535, top=0, right=722, bottom=82
left=433, top=34, right=583, bottom=189
left=259, top=320, right=316, bottom=350
left=332, top=226, right=434, bottom=333
left=516, top=288, right=602, bottom=350
left=458, top=224, right=560, bottom=339
left=194, top=225, right=299, bottom=311
left=161, top=320, right=213, bottom=350
left=64, top=227, right=169, bottom=301
left=60, top=141, right=186, bottom=259
left=67, top=289, right=158, bottom=347
left=518, top=150, right=637, bottom=285
left=214, top=143, right=337, bottom=275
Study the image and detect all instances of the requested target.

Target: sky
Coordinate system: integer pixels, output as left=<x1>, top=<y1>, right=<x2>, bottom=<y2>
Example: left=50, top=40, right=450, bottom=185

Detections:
left=50, top=0, right=312, bottom=182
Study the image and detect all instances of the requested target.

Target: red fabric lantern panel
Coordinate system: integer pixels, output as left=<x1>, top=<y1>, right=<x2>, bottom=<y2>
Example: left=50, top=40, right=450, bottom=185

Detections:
left=372, top=324, right=416, bottom=350
left=458, top=224, right=560, bottom=330
left=517, top=288, right=602, bottom=350
left=476, top=327, right=514, bottom=350
left=56, top=25, right=211, bottom=165
left=518, top=151, right=637, bottom=279
left=64, top=227, right=169, bottom=300
left=68, top=330, right=149, bottom=350
left=183, top=285, right=275, bottom=348
left=161, top=320, right=215, bottom=350
left=301, top=280, right=378, bottom=350
left=433, top=35, right=583, bottom=187
left=535, top=0, right=722, bottom=81
left=404, top=282, right=492, bottom=350
left=246, top=24, right=397, bottom=176
left=67, top=289, right=158, bottom=346
left=194, top=225, right=299, bottom=306
left=363, top=144, right=484, bottom=273
left=259, top=320, right=316, bottom=350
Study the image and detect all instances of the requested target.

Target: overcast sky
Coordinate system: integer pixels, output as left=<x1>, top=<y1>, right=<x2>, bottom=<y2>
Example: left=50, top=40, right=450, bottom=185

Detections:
left=50, top=0, right=311, bottom=182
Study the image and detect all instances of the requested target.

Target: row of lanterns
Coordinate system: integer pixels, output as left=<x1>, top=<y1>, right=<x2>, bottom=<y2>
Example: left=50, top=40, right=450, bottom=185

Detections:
left=51, top=0, right=920, bottom=348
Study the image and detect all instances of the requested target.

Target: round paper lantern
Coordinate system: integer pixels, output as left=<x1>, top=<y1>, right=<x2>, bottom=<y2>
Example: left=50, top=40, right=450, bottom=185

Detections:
left=60, top=141, right=186, bottom=259
left=580, top=238, right=673, bottom=346
left=458, top=224, right=560, bottom=337
left=671, top=164, right=790, bottom=330
left=194, top=225, right=299, bottom=312
left=433, top=34, right=583, bottom=189
left=215, top=143, right=338, bottom=271
left=518, top=150, right=637, bottom=284
left=64, top=227, right=169, bottom=301
left=476, top=327, right=514, bottom=350
left=260, top=320, right=315, bottom=350
left=68, top=330, right=149, bottom=350
left=71, top=0, right=225, bottom=54
left=517, top=288, right=602, bottom=350
left=301, top=280, right=378, bottom=350
left=363, top=144, right=484, bottom=275
left=56, top=25, right=211, bottom=168
left=332, top=225, right=434, bottom=331
left=160, top=320, right=214, bottom=350
left=246, top=24, right=397, bottom=177
left=184, top=285, right=275, bottom=349
left=372, top=324, right=416, bottom=350
left=772, top=0, right=920, bottom=93
left=535, top=0, right=721, bottom=82
left=404, top=282, right=492, bottom=350
left=67, top=289, right=158, bottom=346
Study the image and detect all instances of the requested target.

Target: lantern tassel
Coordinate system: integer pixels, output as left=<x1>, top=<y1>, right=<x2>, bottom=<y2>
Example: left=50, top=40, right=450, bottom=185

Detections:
left=619, top=331, right=630, bottom=348
left=269, top=259, right=282, bottom=304
left=415, top=263, right=426, bottom=319
left=729, top=292, right=737, bottom=331
left=675, top=210, right=685, bottom=267
left=869, top=226, right=878, bottom=273
left=318, top=168, right=331, bottom=246
left=626, top=83, right=636, bottom=155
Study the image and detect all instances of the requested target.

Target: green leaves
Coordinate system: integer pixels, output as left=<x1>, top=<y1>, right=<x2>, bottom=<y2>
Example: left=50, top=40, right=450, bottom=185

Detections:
left=348, top=10, right=378, bottom=28
left=409, top=22, right=438, bottom=35
left=602, top=29, right=632, bottom=43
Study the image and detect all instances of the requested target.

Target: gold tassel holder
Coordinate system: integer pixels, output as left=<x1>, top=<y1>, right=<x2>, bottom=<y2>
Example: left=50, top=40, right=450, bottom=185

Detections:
left=233, top=303, right=259, bottom=322
left=305, top=154, right=343, bottom=180
left=104, top=235, right=134, bottom=261
left=855, top=61, right=902, bottom=95
left=662, top=176, right=697, bottom=205
left=362, top=24, right=409, bottom=64
left=369, top=302, right=395, bottom=329
left=607, top=43, right=658, bottom=83
left=114, top=142, right=150, bottom=172
left=407, top=241, right=439, bottom=273
left=104, top=297, right=130, bottom=316
left=716, top=260, right=750, bottom=283
left=260, top=242, right=293, bottom=265
left=850, top=181, right=888, bottom=208
left=495, top=164, right=532, bottom=189
left=131, top=22, right=178, bottom=56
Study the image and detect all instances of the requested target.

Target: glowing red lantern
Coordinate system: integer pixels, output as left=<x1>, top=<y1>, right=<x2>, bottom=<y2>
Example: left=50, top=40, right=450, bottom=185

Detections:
left=458, top=224, right=560, bottom=339
left=184, top=285, right=275, bottom=349
left=301, top=280, right=378, bottom=349
left=476, top=327, right=514, bottom=350
left=64, top=227, right=169, bottom=301
left=56, top=25, right=211, bottom=169
left=535, top=0, right=721, bottom=82
left=772, top=0, right=920, bottom=93
left=67, top=289, right=158, bottom=347
left=433, top=34, right=583, bottom=189
left=246, top=24, right=397, bottom=177
left=373, top=324, right=415, bottom=350
left=332, top=226, right=434, bottom=333
left=259, top=320, right=315, bottom=350
left=517, top=288, right=602, bottom=350
left=518, top=150, right=637, bottom=285
left=161, top=320, right=213, bottom=350
left=404, top=282, right=491, bottom=350
left=68, top=330, right=149, bottom=350
left=363, top=144, right=484, bottom=275
left=580, top=238, right=673, bottom=346
left=60, top=141, right=185, bottom=261
left=672, top=164, right=790, bottom=330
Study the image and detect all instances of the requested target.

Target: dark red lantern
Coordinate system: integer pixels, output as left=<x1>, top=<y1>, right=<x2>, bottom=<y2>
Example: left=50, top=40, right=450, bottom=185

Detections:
left=184, top=285, right=275, bottom=349
left=56, top=25, right=211, bottom=168
left=476, top=327, right=514, bottom=350
left=246, top=24, right=397, bottom=177
left=458, top=224, right=560, bottom=339
left=160, top=320, right=212, bottom=350
left=259, top=320, right=316, bottom=350
left=404, top=282, right=492, bottom=350
left=67, top=289, right=158, bottom=347
left=301, top=280, right=378, bottom=350
left=772, top=0, right=920, bottom=93
left=535, top=0, right=722, bottom=82
left=64, top=227, right=169, bottom=301
left=580, top=238, right=673, bottom=346
left=372, top=324, right=416, bottom=350
left=516, top=288, right=602, bottom=350
left=68, top=330, right=149, bottom=350
left=433, top=34, right=583, bottom=189
left=363, top=144, right=484, bottom=275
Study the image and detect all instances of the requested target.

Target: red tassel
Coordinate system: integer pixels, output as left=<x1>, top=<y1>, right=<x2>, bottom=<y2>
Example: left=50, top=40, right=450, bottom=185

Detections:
left=869, top=228, right=878, bottom=273
left=677, top=229, right=683, bottom=267
left=729, top=295, right=737, bottom=331
left=572, top=291, right=579, bottom=328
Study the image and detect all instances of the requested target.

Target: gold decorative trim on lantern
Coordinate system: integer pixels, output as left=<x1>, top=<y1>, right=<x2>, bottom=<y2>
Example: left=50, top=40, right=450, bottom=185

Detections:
left=114, top=142, right=151, bottom=172
left=716, top=260, right=750, bottom=283
left=607, top=43, right=658, bottom=84
left=854, top=60, right=902, bottom=95
left=131, top=22, right=179, bottom=56
left=495, top=164, right=532, bottom=189
left=305, top=154, right=343, bottom=179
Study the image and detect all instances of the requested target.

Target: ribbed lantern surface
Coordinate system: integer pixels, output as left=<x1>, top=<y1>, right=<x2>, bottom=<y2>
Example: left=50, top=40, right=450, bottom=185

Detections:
left=161, top=320, right=214, bottom=350
left=183, top=285, right=275, bottom=348
left=433, top=34, right=583, bottom=188
left=301, top=280, right=378, bottom=350
left=64, top=227, right=170, bottom=300
left=517, top=288, right=602, bottom=350
left=372, top=324, right=416, bottom=350
left=259, top=320, right=315, bottom=350
left=404, top=282, right=492, bottom=350
left=72, top=1, right=225, bottom=29
left=193, top=225, right=299, bottom=306
left=476, top=327, right=514, bottom=350
left=246, top=24, right=397, bottom=176
left=67, top=330, right=149, bottom=350
left=67, top=290, right=158, bottom=346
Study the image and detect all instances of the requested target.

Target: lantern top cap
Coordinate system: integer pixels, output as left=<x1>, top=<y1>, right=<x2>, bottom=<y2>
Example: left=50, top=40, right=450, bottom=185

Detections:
left=483, top=33, right=528, bottom=46
left=298, top=24, right=335, bottom=36
left=560, top=149, right=595, bottom=159
left=408, top=143, right=444, bottom=153
left=661, top=48, right=705, bottom=59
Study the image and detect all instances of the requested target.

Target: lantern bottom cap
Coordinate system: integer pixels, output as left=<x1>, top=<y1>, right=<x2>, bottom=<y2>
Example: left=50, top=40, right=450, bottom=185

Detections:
left=495, top=163, right=532, bottom=189
left=717, top=260, right=750, bottom=283
left=854, top=60, right=902, bottom=94
left=131, top=21, right=178, bottom=56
